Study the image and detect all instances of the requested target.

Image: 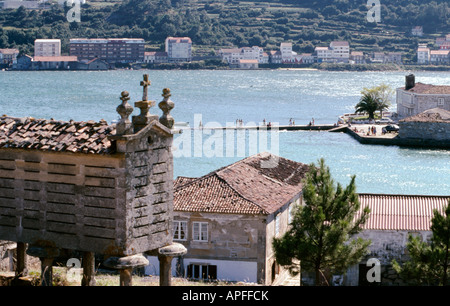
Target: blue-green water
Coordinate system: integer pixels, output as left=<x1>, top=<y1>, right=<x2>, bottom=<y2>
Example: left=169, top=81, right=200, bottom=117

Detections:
left=1, top=70, right=449, bottom=195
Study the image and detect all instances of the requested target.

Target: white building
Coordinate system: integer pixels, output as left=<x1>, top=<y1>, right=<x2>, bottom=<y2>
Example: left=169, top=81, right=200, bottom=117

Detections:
left=315, top=41, right=350, bottom=63
left=34, top=39, right=61, bottom=57
left=397, top=74, right=450, bottom=118
left=144, top=51, right=168, bottom=64
left=218, top=46, right=267, bottom=66
left=329, top=41, right=350, bottom=62
left=0, top=48, right=19, bottom=66
left=430, top=50, right=450, bottom=64
left=315, top=46, right=333, bottom=62
left=238, top=59, right=258, bottom=69
left=411, top=26, right=423, bottom=37
left=417, top=47, right=430, bottom=64
left=165, top=37, right=192, bottom=63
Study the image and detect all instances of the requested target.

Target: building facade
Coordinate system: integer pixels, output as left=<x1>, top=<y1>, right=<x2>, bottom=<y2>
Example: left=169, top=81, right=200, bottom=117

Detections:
left=315, top=41, right=350, bottom=63
left=417, top=47, right=430, bottom=64
left=350, top=51, right=365, bottom=64
left=348, top=194, right=450, bottom=286
left=145, top=153, right=309, bottom=285
left=430, top=50, right=450, bottom=64
left=144, top=51, right=168, bottom=64
left=31, top=56, right=78, bottom=70
left=218, top=46, right=267, bottom=66
left=0, top=48, right=19, bottom=67
left=69, top=38, right=145, bottom=63
left=165, top=37, right=192, bottom=63
left=396, top=75, right=450, bottom=118
left=34, top=39, right=61, bottom=57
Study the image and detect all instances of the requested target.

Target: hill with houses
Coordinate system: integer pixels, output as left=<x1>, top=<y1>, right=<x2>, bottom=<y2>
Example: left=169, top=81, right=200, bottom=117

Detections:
left=0, top=0, right=449, bottom=64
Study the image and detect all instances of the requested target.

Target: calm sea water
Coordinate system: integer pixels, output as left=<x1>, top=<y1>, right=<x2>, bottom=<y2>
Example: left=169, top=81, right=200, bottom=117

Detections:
left=1, top=69, right=449, bottom=195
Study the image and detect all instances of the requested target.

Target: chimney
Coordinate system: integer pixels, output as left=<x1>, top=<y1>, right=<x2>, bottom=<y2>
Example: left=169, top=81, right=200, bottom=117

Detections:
left=405, top=74, right=415, bottom=90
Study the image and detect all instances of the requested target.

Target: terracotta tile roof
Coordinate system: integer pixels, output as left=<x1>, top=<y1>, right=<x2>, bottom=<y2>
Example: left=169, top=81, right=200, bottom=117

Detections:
left=0, top=116, right=116, bottom=154
left=357, top=194, right=450, bottom=231
left=174, top=153, right=309, bottom=215
left=403, top=82, right=450, bottom=95
left=174, top=176, right=197, bottom=189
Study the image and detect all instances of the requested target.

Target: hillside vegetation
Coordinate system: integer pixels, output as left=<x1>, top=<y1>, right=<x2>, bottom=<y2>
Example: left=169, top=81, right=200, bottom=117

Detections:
left=0, top=0, right=449, bottom=61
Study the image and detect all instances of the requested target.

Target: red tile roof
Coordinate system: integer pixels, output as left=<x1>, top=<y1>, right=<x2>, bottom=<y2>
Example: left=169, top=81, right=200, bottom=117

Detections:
left=358, top=194, right=450, bottom=231
left=403, top=82, right=450, bottom=95
left=0, top=116, right=116, bottom=154
left=174, top=153, right=309, bottom=215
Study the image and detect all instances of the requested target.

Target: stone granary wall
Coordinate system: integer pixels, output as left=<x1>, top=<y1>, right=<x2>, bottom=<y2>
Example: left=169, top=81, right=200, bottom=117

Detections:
left=0, top=75, right=177, bottom=259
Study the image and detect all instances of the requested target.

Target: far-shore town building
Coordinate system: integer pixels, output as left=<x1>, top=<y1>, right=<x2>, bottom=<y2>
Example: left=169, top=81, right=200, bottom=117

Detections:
left=0, top=48, right=19, bottom=67
left=31, top=56, right=78, bottom=70
left=144, top=51, right=169, bottom=64
left=34, top=39, right=61, bottom=57
left=69, top=38, right=145, bottom=63
left=218, top=46, right=268, bottom=66
left=165, top=37, right=192, bottom=63
left=315, top=41, right=350, bottom=63
left=397, top=74, right=450, bottom=118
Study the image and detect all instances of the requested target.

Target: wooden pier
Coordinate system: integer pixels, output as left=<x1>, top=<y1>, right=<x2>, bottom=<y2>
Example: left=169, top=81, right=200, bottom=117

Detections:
left=192, top=124, right=337, bottom=131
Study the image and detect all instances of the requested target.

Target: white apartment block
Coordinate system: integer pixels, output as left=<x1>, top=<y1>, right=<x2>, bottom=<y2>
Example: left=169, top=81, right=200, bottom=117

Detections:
left=417, top=47, right=430, bottom=64
left=280, top=42, right=293, bottom=61
left=34, top=39, right=61, bottom=57
left=430, top=50, right=450, bottom=64
left=315, top=41, right=350, bottom=63
left=165, top=37, right=192, bottom=63
left=329, top=41, right=350, bottom=62
left=315, top=46, right=333, bottom=62
left=219, top=46, right=268, bottom=65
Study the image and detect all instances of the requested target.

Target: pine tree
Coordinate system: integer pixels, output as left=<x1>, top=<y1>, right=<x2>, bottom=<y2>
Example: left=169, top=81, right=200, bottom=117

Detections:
left=392, top=200, right=450, bottom=286
left=272, top=158, right=371, bottom=286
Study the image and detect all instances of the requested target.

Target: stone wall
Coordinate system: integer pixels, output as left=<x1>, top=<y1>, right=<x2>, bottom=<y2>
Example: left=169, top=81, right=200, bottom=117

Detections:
left=416, top=95, right=450, bottom=114
left=399, top=121, right=450, bottom=142
left=344, top=229, right=432, bottom=286
left=173, top=211, right=267, bottom=283
left=396, top=89, right=450, bottom=118
left=0, top=241, right=15, bottom=271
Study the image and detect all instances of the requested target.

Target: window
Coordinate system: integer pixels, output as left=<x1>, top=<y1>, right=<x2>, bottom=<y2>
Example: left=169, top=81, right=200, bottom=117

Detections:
left=193, top=222, right=208, bottom=242
left=438, top=98, right=445, bottom=106
left=173, top=220, right=187, bottom=241
left=187, top=264, right=217, bottom=281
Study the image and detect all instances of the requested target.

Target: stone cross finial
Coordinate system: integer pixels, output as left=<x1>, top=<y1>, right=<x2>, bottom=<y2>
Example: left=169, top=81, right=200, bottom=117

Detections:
left=140, top=74, right=151, bottom=101
left=133, top=74, right=158, bottom=131
left=116, top=91, right=134, bottom=135
left=158, top=88, right=175, bottom=129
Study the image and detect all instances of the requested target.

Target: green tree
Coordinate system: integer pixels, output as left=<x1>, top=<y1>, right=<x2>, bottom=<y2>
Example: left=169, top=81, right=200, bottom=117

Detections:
left=355, top=93, right=381, bottom=120
left=361, top=83, right=394, bottom=118
left=392, top=200, right=450, bottom=286
left=272, top=158, right=371, bottom=286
